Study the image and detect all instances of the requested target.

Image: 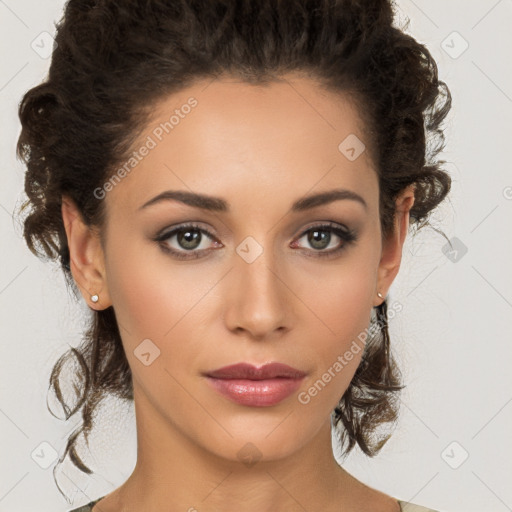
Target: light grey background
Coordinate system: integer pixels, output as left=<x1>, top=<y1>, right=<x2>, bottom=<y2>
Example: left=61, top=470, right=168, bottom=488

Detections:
left=1, top=1, right=511, bottom=511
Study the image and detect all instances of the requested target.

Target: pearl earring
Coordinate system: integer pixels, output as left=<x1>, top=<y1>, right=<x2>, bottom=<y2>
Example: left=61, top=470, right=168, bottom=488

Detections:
left=91, top=294, right=99, bottom=303
left=377, top=292, right=384, bottom=299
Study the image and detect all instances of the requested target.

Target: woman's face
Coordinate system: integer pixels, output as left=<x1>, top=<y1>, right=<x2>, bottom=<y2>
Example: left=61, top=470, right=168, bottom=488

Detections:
left=67, top=74, right=412, bottom=464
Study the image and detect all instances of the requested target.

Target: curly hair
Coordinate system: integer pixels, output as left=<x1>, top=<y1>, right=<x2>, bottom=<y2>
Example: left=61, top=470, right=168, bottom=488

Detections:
left=15, top=0, right=452, bottom=492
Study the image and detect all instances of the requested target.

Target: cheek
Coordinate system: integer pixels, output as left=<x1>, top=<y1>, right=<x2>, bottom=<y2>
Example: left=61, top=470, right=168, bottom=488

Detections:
left=103, top=239, right=223, bottom=396
left=295, top=249, right=376, bottom=338
left=103, top=244, right=211, bottom=407
left=295, top=256, right=376, bottom=407
left=104, top=233, right=210, bottom=338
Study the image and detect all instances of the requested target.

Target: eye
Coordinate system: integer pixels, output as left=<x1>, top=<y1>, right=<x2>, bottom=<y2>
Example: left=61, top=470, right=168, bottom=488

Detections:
left=291, top=222, right=358, bottom=257
left=153, top=221, right=358, bottom=260
left=154, top=223, right=221, bottom=260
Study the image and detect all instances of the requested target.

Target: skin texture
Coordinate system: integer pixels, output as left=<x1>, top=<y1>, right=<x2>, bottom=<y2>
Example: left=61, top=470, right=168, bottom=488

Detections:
left=61, top=73, right=414, bottom=512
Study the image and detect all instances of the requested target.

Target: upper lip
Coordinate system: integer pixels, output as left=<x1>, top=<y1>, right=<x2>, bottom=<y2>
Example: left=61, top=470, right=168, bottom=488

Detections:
left=205, top=362, right=306, bottom=380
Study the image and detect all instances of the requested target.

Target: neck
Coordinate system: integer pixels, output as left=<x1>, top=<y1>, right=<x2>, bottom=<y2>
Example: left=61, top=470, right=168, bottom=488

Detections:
left=112, top=385, right=356, bottom=512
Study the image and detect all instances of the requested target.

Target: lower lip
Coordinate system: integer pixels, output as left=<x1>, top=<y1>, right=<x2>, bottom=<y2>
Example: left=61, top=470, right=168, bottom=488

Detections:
left=205, top=377, right=304, bottom=407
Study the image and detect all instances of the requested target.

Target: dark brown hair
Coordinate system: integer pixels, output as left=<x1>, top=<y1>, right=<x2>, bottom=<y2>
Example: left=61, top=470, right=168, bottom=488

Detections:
left=16, top=0, right=451, bottom=493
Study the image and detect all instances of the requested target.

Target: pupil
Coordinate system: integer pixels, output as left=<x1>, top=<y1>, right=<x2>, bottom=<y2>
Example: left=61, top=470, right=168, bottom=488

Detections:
left=309, top=230, right=330, bottom=249
left=179, top=229, right=201, bottom=249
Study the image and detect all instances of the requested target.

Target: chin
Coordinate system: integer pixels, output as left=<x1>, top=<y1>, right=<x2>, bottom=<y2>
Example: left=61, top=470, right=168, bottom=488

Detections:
left=195, top=415, right=322, bottom=466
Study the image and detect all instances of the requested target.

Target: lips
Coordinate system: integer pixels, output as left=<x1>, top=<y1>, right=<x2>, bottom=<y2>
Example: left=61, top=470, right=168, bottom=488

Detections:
left=204, top=363, right=306, bottom=407
left=206, top=362, right=307, bottom=380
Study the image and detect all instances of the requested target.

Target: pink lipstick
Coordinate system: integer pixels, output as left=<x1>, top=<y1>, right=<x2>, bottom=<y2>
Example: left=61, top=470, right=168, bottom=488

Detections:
left=204, top=362, right=306, bottom=407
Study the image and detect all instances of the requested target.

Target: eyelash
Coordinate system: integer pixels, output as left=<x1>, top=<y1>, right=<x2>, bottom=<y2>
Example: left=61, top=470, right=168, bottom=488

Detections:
left=153, top=222, right=358, bottom=260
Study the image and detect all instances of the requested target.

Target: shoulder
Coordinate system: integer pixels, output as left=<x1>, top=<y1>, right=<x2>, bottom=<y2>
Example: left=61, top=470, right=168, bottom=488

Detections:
left=398, top=500, right=441, bottom=512
left=67, top=505, right=93, bottom=512
left=67, top=496, right=105, bottom=512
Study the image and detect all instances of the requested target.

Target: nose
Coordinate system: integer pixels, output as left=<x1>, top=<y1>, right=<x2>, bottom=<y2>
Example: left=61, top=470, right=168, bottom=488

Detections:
left=223, top=240, right=291, bottom=340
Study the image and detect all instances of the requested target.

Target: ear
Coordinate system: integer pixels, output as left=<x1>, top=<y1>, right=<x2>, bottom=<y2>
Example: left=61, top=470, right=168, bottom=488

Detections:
left=61, top=195, right=112, bottom=310
left=374, top=185, right=415, bottom=307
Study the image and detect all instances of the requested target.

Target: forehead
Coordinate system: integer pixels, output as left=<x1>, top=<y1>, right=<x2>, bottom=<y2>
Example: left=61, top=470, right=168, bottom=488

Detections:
left=104, top=74, right=378, bottom=218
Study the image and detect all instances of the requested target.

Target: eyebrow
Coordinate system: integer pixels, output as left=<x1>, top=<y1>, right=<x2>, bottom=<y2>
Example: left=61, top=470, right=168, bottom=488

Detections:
left=139, top=187, right=367, bottom=212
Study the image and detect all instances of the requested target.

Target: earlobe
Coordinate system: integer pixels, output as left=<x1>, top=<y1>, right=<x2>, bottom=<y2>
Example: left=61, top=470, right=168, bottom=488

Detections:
left=61, top=196, right=112, bottom=310
left=374, top=185, right=415, bottom=307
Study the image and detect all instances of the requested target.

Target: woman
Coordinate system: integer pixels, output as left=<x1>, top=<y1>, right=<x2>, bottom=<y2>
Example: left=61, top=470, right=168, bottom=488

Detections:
left=16, top=0, right=452, bottom=510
